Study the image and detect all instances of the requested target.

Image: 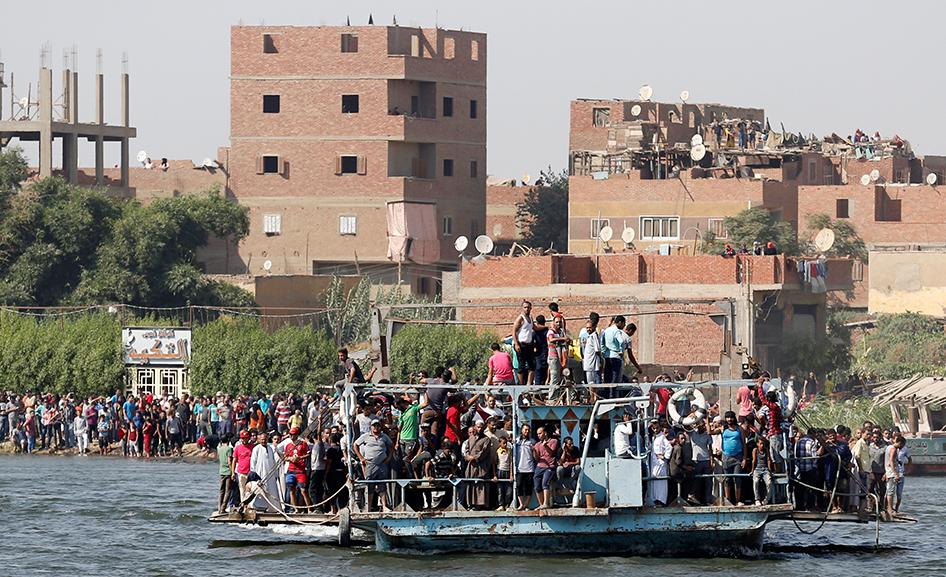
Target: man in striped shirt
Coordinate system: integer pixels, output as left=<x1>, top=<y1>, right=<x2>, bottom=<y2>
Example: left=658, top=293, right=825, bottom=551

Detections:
left=793, top=428, right=821, bottom=511
left=275, top=398, right=293, bottom=434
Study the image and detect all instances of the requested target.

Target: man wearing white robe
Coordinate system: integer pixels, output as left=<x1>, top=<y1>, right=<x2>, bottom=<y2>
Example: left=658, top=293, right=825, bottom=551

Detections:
left=648, top=425, right=672, bottom=506
left=250, top=431, right=282, bottom=511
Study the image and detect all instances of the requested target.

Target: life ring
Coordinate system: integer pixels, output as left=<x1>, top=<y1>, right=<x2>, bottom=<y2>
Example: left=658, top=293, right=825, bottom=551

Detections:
left=668, top=387, right=707, bottom=426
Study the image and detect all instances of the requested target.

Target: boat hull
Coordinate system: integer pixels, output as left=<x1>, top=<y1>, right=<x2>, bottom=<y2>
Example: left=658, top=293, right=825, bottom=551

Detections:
left=366, top=506, right=777, bottom=556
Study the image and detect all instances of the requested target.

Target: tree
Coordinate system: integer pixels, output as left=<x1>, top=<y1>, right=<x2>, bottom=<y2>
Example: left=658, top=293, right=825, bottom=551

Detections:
left=804, top=213, right=867, bottom=262
left=702, top=207, right=800, bottom=255
left=854, top=313, right=946, bottom=380
left=778, top=311, right=852, bottom=381
left=515, top=168, right=568, bottom=252
left=0, top=176, right=253, bottom=307
left=0, top=146, right=29, bottom=210
left=388, top=324, right=497, bottom=383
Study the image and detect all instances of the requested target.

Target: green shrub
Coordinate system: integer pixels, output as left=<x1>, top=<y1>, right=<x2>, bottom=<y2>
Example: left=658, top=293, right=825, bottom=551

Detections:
left=389, top=324, right=497, bottom=383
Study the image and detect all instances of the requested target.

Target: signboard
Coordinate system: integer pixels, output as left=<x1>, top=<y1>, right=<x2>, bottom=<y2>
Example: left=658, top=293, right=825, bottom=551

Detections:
left=122, top=327, right=191, bottom=366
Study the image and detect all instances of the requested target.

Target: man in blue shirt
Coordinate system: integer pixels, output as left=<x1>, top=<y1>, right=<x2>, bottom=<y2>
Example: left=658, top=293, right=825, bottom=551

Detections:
left=720, top=411, right=745, bottom=505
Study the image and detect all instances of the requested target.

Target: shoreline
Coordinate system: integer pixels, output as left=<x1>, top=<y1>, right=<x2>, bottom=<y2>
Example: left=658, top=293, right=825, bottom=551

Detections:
left=0, top=440, right=216, bottom=464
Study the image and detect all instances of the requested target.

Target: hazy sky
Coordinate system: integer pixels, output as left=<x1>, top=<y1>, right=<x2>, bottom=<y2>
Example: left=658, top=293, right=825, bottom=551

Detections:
left=4, top=0, right=946, bottom=179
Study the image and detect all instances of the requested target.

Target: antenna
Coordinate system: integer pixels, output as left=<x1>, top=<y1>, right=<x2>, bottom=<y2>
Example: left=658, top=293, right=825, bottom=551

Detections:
left=927, top=172, right=938, bottom=186
left=638, top=85, right=653, bottom=101
left=690, top=143, right=706, bottom=162
left=262, top=259, right=273, bottom=272
left=122, top=51, right=128, bottom=74
left=454, top=235, right=469, bottom=253
left=96, top=48, right=103, bottom=75
left=814, top=228, right=836, bottom=253
left=680, top=90, right=690, bottom=102
left=474, top=235, right=494, bottom=255
left=860, top=174, right=871, bottom=186
left=621, top=227, right=636, bottom=245
left=201, top=157, right=216, bottom=169
left=690, top=134, right=703, bottom=146
left=630, top=104, right=642, bottom=118
left=870, top=169, right=880, bottom=182
left=136, top=150, right=149, bottom=166
left=521, top=173, right=531, bottom=185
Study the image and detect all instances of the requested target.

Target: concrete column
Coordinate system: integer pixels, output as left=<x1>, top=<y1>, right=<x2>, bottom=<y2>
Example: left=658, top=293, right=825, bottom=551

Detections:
left=63, top=71, right=79, bottom=184
left=38, top=67, right=53, bottom=178
left=637, top=304, right=656, bottom=365
left=120, top=72, right=129, bottom=187
left=95, top=72, right=104, bottom=185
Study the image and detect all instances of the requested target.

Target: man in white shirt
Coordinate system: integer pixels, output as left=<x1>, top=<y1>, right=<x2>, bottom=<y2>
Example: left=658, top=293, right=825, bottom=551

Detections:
left=612, top=410, right=639, bottom=458
left=581, top=317, right=602, bottom=387
left=648, top=424, right=673, bottom=506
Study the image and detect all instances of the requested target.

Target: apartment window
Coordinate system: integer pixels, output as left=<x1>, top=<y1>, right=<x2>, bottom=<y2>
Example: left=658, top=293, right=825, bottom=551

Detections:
left=341, top=33, right=358, bottom=53
left=338, top=155, right=360, bottom=174
left=640, top=216, right=680, bottom=240
left=261, top=155, right=280, bottom=174
left=836, top=198, right=850, bottom=219
left=339, top=215, right=357, bottom=235
left=442, top=216, right=453, bottom=236
left=471, top=39, right=480, bottom=61
left=263, top=213, right=282, bottom=235
left=470, top=160, right=478, bottom=178
left=342, top=94, right=359, bottom=113
left=444, top=37, right=455, bottom=59
left=442, top=159, right=454, bottom=177
left=263, top=94, right=280, bottom=113
left=708, top=218, right=727, bottom=239
left=443, top=96, right=454, bottom=117
left=470, top=100, right=478, bottom=119
left=262, top=34, right=279, bottom=54
left=593, top=107, right=610, bottom=127
left=824, top=171, right=835, bottom=185
left=590, top=218, right=610, bottom=239
left=807, top=160, right=817, bottom=181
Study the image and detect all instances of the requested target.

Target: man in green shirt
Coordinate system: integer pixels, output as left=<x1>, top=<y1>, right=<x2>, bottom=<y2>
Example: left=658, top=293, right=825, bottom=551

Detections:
left=395, top=395, right=426, bottom=476
left=218, top=433, right=234, bottom=513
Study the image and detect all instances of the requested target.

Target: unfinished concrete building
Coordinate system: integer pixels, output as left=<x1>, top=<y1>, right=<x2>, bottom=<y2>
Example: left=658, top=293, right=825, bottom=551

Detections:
left=0, top=51, right=136, bottom=186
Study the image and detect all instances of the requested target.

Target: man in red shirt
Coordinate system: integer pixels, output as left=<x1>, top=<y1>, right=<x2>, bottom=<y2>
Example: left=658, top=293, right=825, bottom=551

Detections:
left=232, top=430, right=254, bottom=502
left=284, top=426, right=312, bottom=511
left=444, top=393, right=480, bottom=449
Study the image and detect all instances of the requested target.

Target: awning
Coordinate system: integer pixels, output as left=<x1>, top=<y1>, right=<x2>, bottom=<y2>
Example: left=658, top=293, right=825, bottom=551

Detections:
left=386, top=201, right=440, bottom=265
left=872, top=376, right=946, bottom=407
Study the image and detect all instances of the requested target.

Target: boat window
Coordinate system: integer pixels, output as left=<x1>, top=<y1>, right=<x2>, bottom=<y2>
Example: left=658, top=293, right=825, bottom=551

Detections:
left=584, top=419, right=613, bottom=458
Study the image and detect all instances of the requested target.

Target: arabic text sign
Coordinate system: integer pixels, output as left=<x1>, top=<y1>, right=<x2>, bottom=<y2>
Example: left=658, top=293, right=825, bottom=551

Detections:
left=122, top=327, right=191, bottom=365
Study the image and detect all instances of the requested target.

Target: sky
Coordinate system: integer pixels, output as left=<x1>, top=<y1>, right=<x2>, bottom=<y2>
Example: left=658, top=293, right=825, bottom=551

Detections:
left=3, top=0, right=946, bottom=179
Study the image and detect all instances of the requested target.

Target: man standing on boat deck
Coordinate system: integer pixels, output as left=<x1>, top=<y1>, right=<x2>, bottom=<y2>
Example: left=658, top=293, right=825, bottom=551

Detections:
left=512, top=301, right=536, bottom=385
left=613, top=409, right=639, bottom=458
left=353, top=418, right=394, bottom=512
left=648, top=424, right=672, bottom=506
left=581, top=316, right=602, bottom=390
left=532, top=426, right=559, bottom=509
left=284, top=426, right=313, bottom=511
left=515, top=424, right=536, bottom=510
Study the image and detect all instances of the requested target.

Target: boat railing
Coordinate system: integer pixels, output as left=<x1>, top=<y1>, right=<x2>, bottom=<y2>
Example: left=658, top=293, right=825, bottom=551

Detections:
left=351, top=477, right=513, bottom=513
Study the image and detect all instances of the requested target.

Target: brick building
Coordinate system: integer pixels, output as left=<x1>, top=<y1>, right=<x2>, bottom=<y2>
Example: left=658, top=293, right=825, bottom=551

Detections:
left=218, top=25, right=486, bottom=296
left=485, top=182, right=529, bottom=253
left=445, top=253, right=854, bottom=376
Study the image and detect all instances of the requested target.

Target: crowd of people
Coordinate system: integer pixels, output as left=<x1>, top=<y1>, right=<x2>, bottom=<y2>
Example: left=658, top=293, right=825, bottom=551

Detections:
left=0, top=305, right=910, bottom=521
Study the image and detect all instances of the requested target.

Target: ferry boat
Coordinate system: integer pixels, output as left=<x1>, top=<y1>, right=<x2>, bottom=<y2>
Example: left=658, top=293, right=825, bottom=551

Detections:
left=212, top=380, right=802, bottom=555
left=872, top=376, right=946, bottom=474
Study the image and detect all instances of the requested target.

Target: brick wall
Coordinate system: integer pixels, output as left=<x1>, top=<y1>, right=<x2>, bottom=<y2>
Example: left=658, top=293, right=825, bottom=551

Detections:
left=647, top=254, right=737, bottom=284
left=555, top=255, right=595, bottom=283
left=486, top=184, right=527, bottom=245
left=596, top=254, right=641, bottom=284
left=461, top=256, right=555, bottom=287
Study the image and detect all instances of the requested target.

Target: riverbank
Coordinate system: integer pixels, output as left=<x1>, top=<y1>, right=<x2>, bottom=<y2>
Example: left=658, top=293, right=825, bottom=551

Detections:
left=0, top=439, right=215, bottom=463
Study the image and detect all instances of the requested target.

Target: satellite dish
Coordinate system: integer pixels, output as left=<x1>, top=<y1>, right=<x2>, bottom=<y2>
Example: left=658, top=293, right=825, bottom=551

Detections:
left=454, top=235, right=469, bottom=253
left=621, top=227, right=636, bottom=244
left=522, top=173, right=531, bottom=185
left=870, top=169, right=880, bottom=182
left=814, top=228, right=836, bottom=253
left=690, top=143, right=706, bottom=162
left=262, top=259, right=273, bottom=271
left=638, top=85, right=653, bottom=101
left=136, top=150, right=149, bottom=164
left=927, top=172, right=938, bottom=186
left=201, top=158, right=216, bottom=169
left=18, top=96, right=29, bottom=108
left=860, top=174, right=871, bottom=186
left=598, top=225, right=614, bottom=242
left=680, top=90, right=690, bottom=102
left=474, top=234, right=494, bottom=255
left=690, top=134, right=703, bottom=146
left=630, top=104, right=642, bottom=117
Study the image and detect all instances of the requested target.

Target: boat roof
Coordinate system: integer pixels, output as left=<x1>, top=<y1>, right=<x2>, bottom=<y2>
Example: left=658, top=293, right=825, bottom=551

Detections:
left=872, top=375, right=946, bottom=406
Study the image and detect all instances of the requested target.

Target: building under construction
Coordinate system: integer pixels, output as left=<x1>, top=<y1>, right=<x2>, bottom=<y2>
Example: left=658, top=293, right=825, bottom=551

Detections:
left=0, top=48, right=136, bottom=187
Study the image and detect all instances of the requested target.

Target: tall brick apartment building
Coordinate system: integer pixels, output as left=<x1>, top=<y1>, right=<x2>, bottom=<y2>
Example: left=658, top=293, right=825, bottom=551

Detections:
left=224, top=25, right=487, bottom=295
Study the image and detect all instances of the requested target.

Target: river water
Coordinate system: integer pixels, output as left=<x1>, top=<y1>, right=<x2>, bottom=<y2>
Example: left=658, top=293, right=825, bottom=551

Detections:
left=0, top=454, right=942, bottom=576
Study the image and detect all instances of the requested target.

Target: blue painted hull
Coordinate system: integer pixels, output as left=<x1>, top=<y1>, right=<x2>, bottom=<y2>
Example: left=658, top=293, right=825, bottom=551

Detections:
left=363, top=507, right=780, bottom=556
